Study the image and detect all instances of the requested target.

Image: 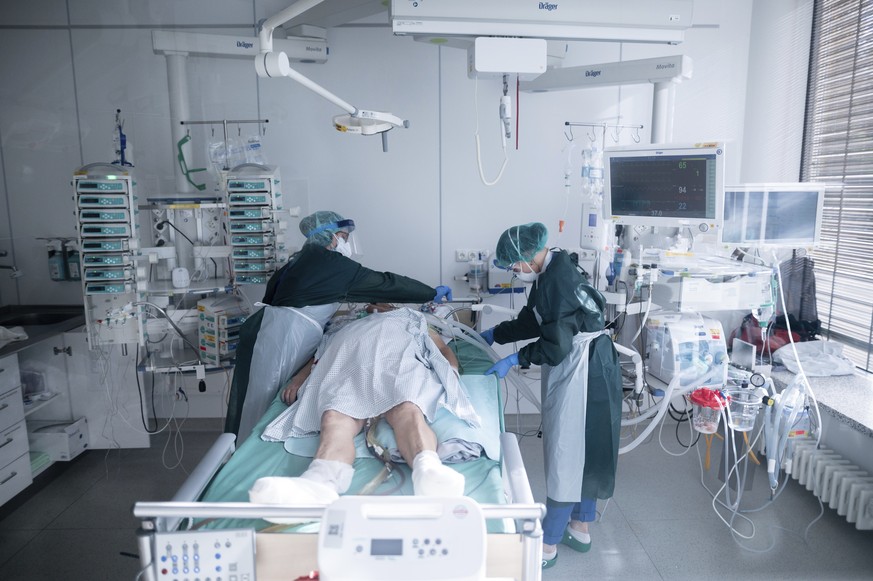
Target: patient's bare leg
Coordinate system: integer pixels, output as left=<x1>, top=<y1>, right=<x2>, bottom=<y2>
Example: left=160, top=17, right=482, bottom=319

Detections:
left=298, top=411, right=363, bottom=493
left=384, top=402, right=465, bottom=496
left=248, top=411, right=363, bottom=520
left=314, top=410, right=366, bottom=466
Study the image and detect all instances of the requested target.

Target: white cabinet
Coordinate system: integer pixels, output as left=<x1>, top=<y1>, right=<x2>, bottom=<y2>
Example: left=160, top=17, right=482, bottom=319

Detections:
left=18, top=336, right=74, bottom=422
left=0, top=353, right=32, bottom=507
left=64, top=328, right=149, bottom=448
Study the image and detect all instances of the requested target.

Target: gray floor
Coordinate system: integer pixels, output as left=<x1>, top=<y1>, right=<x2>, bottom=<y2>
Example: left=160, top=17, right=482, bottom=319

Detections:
left=1, top=419, right=872, bottom=580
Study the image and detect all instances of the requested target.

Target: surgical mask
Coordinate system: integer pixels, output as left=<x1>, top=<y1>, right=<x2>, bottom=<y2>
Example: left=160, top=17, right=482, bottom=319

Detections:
left=515, top=270, right=539, bottom=283
left=333, top=236, right=353, bottom=258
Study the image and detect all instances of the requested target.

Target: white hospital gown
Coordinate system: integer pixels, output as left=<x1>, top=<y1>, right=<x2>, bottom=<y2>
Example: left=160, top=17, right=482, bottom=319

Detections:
left=262, top=308, right=481, bottom=441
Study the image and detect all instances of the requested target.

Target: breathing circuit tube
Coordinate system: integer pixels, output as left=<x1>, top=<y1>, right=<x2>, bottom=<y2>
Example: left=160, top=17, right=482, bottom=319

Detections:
left=763, top=375, right=805, bottom=490
left=423, top=312, right=542, bottom=412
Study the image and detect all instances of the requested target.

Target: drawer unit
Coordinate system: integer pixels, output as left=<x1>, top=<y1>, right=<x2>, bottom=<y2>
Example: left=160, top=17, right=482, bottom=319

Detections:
left=0, top=452, right=33, bottom=506
left=0, top=354, right=21, bottom=394
left=0, top=353, right=30, bottom=507
left=0, top=386, right=25, bottom=433
left=28, top=417, right=89, bottom=462
left=0, top=421, right=29, bottom=467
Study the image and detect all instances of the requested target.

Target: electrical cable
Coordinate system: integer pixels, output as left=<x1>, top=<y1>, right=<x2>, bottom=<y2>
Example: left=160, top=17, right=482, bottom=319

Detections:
left=135, top=344, right=159, bottom=434
left=156, top=219, right=219, bottom=277
left=472, top=76, right=509, bottom=186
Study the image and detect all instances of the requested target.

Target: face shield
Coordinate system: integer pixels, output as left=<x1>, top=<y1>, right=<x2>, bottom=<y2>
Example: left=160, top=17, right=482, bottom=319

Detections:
left=315, top=219, right=361, bottom=257
left=331, top=230, right=363, bottom=257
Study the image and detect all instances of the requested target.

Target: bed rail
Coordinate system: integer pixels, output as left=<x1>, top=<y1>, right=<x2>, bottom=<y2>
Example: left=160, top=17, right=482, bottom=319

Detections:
left=134, top=500, right=544, bottom=581
left=161, top=432, right=236, bottom=532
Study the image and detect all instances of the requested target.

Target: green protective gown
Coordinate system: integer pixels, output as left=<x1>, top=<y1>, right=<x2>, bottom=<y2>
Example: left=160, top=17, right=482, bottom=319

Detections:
left=225, top=244, right=437, bottom=437
left=492, top=249, right=622, bottom=500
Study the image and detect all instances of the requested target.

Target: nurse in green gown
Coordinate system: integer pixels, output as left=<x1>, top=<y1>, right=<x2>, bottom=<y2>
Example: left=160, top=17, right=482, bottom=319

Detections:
left=226, top=210, right=452, bottom=441
left=480, top=222, right=622, bottom=569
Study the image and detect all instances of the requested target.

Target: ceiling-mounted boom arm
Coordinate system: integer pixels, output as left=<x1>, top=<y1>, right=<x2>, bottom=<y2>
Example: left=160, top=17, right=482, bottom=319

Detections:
left=521, top=55, right=693, bottom=143
left=257, top=0, right=407, bottom=151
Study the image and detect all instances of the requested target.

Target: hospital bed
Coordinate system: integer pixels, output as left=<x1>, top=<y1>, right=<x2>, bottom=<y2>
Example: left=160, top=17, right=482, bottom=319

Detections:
left=133, top=311, right=545, bottom=581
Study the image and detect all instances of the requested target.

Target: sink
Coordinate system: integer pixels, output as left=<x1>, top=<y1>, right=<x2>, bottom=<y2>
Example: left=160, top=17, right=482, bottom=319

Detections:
left=0, top=305, right=84, bottom=327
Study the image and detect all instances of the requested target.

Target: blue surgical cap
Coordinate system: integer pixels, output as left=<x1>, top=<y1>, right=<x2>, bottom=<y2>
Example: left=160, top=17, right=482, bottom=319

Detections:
left=300, top=210, right=355, bottom=247
left=495, top=222, right=548, bottom=268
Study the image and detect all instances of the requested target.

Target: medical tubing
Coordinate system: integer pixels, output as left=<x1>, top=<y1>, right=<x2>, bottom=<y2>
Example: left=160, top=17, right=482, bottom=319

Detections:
left=622, top=372, right=703, bottom=428
left=613, top=342, right=644, bottom=395
left=621, top=397, right=667, bottom=425
left=772, top=379, right=804, bottom=489
left=629, top=284, right=654, bottom=345
left=694, top=437, right=758, bottom=542
left=764, top=381, right=792, bottom=490
left=422, top=313, right=541, bottom=412
left=657, top=400, right=698, bottom=457
left=473, top=76, right=509, bottom=187
left=618, top=375, right=682, bottom=454
left=764, top=405, right=779, bottom=489
left=773, top=251, right=823, bottom=448
left=134, top=302, right=203, bottom=366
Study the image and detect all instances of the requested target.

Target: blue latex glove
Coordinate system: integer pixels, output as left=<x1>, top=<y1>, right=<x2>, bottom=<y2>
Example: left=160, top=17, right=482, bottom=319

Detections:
left=486, top=353, right=519, bottom=379
left=480, top=327, right=495, bottom=346
left=433, top=285, right=453, bottom=303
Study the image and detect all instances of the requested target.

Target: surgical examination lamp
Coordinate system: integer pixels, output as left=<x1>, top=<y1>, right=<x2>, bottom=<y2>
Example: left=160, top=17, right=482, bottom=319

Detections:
left=256, top=0, right=408, bottom=152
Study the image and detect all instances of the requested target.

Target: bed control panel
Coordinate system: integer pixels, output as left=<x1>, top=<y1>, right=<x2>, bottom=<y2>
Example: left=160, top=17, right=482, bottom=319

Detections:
left=152, top=528, right=256, bottom=580
left=318, top=496, right=486, bottom=581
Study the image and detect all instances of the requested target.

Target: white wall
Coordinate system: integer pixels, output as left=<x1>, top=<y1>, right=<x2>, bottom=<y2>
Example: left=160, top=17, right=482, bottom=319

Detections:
left=0, top=0, right=812, bottom=310
left=0, top=0, right=824, bottom=419
left=741, top=0, right=814, bottom=182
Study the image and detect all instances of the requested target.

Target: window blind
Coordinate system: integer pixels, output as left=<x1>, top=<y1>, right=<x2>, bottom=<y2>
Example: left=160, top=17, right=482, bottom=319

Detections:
left=802, top=0, right=873, bottom=371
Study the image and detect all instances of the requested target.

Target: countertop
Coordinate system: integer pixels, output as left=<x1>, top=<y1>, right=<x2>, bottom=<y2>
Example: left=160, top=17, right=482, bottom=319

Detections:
left=771, top=367, right=873, bottom=438
left=0, top=307, right=86, bottom=359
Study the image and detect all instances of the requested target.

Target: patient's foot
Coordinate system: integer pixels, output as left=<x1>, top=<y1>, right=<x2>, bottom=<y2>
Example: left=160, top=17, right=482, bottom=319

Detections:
left=412, top=450, right=465, bottom=496
left=301, top=459, right=355, bottom=494
left=248, top=476, right=339, bottom=524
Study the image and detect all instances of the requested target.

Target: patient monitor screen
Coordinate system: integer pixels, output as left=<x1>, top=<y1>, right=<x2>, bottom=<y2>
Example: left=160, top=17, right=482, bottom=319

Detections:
left=722, top=185, right=823, bottom=246
left=608, top=154, right=718, bottom=220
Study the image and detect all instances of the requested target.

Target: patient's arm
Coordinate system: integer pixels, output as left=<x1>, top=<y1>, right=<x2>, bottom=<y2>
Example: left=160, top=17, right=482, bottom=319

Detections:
left=281, top=357, right=315, bottom=405
left=428, top=329, right=458, bottom=371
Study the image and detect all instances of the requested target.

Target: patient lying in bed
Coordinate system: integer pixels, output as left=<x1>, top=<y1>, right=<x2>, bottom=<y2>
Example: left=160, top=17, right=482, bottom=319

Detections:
left=249, top=306, right=482, bottom=508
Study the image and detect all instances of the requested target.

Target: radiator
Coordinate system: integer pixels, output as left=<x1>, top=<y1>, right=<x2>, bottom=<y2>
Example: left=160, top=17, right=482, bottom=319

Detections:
left=786, top=438, right=873, bottom=529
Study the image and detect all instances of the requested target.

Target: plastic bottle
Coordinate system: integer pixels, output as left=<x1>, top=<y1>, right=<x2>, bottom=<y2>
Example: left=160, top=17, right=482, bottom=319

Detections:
left=64, top=242, right=81, bottom=281
left=47, top=242, right=66, bottom=281
left=580, top=147, right=592, bottom=197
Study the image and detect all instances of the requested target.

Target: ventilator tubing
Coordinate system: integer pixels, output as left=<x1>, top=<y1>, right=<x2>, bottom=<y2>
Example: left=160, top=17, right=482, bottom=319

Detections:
left=618, top=362, right=714, bottom=454
left=763, top=375, right=806, bottom=489
left=423, top=312, right=541, bottom=412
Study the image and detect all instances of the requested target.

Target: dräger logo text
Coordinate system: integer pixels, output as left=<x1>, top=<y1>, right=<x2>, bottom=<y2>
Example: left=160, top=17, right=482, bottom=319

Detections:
left=656, top=63, right=676, bottom=70
left=539, top=2, right=558, bottom=11
left=237, top=41, right=253, bottom=49
left=585, top=69, right=601, bottom=78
